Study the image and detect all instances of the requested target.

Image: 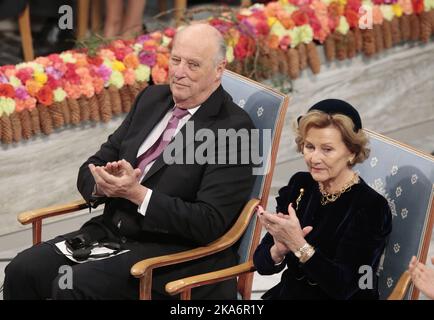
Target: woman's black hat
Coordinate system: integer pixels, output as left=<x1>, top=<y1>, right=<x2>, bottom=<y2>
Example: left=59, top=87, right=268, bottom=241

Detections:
left=298, top=99, right=362, bottom=132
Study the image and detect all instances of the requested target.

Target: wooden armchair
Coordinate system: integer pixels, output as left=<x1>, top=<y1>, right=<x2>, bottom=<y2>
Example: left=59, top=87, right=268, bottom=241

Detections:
left=17, top=70, right=289, bottom=300
left=165, top=130, right=434, bottom=300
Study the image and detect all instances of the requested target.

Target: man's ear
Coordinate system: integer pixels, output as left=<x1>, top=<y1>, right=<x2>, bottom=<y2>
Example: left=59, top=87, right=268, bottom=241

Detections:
left=216, top=59, right=227, bottom=80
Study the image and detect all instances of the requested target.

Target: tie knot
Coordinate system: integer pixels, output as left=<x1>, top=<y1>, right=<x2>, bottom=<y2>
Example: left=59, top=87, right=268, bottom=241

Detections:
left=172, top=107, right=190, bottom=119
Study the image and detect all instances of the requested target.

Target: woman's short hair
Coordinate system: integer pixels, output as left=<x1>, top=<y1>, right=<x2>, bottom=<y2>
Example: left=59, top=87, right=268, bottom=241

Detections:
left=295, top=110, right=370, bottom=166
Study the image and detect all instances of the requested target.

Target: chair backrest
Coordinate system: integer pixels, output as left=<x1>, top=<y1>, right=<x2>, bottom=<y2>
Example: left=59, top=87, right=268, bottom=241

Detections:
left=354, top=129, right=434, bottom=300
left=221, top=70, right=289, bottom=299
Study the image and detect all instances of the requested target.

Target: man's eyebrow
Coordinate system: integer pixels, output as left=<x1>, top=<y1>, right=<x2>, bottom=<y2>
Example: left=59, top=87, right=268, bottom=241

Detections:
left=170, top=54, right=201, bottom=63
left=187, top=59, right=201, bottom=64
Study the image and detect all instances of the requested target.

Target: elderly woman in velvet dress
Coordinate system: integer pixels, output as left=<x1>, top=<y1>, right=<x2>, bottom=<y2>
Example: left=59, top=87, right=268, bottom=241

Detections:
left=253, top=99, right=392, bottom=300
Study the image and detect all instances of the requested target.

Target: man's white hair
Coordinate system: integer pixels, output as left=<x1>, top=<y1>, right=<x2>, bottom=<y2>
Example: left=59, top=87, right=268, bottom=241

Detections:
left=173, top=24, right=226, bottom=66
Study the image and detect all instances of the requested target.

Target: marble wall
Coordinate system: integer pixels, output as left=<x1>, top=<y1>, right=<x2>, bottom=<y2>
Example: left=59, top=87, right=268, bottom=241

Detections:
left=0, top=119, right=124, bottom=235
left=1, top=41, right=434, bottom=236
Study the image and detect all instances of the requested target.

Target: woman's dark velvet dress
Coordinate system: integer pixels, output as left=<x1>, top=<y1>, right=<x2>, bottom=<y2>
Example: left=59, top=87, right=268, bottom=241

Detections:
left=253, top=172, right=392, bottom=300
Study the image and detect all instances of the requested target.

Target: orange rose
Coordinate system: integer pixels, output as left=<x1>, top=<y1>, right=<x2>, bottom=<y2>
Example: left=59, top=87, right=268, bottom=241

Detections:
left=151, top=65, right=168, bottom=84
left=36, top=85, right=54, bottom=106
left=156, top=53, right=169, bottom=69
left=25, top=79, right=43, bottom=97
left=93, top=78, right=104, bottom=94
left=15, top=99, right=26, bottom=112
left=123, top=53, right=140, bottom=69
left=75, top=54, right=88, bottom=68
left=267, top=34, right=280, bottom=49
left=372, top=6, right=384, bottom=25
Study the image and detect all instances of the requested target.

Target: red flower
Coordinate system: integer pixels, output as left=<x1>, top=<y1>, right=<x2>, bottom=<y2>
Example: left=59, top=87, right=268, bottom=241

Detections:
left=87, top=56, right=103, bottom=66
left=234, top=43, right=247, bottom=60
left=47, top=54, right=63, bottom=65
left=16, top=68, right=33, bottom=84
left=279, top=36, right=291, bottom=50
left=345, top=9, right=359, bottom=28
left=251, top=10, right=268, bottom=25
left=0, top=83, right=15, bottom=98
left=0, top=65, right=14, bottom=73
left=289, top=0, right=312, bottom=6
left=164, top=27, right=176, bottom=38
left=236, top=13, right=248, bottom=22
left=88, top=65, right=100, bottom=78
left=234, top=35, right=255, bottom=60
left=256, top=20, right=270, bottom=36
left=114, top=46, right=133, bottom=61
left=65, top=63, right=81, bottom=85
left=412, top=0, right=424, bottom=14
left=36, top=85, right=53, bottom=106
left=291, top=11, right=309, bottom=26
left=46, top=75, right=61, bottom=90
left=346, top=0, right=362, bottom=12
left=309, top=15, right=322, bottom=33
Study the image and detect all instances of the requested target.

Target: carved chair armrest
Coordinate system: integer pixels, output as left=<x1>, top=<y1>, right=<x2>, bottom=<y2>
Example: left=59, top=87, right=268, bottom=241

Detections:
left=17, top=199, right=88, bottom=225
left=166, top=260, right=256, bottom=299
left=17, top=199, right=88, bottom=244
left=387, top=271, right=412, bottom=300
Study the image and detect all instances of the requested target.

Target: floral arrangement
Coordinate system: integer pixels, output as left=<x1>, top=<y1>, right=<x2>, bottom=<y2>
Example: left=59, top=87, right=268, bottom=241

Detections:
left=0, top=0, right=433, bottom=144
left=219, top=0, right=434, bottom=79
left=0, top=30, right=174, bottom=143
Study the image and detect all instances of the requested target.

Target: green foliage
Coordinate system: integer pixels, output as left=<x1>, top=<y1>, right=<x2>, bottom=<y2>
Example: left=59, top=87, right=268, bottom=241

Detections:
left=75, top=33, right=113, bottom=57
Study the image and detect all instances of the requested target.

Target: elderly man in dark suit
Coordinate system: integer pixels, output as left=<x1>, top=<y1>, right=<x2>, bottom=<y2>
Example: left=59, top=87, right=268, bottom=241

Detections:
left=4, top=24, right=256, bottom=300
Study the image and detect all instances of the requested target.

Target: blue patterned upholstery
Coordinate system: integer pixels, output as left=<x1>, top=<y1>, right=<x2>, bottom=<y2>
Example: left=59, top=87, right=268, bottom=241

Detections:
left=354, top=130, right=434, bottom=300
left=222, top=71, right=288, bottom=291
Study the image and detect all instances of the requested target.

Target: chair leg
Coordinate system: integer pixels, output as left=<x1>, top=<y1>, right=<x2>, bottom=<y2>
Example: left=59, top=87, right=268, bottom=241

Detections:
left=17, top=5, right=34, bottom=62
left=77, top=0, right=90, bottom=40
left=174, top=0, right=187, bottom=26
left=32, top=220, right=42, bottom=245
left=180, top=288, right=191, bottom=300
left=91, top=0, right=102, bottom=33
left=238, top=273, right=254, bottom=299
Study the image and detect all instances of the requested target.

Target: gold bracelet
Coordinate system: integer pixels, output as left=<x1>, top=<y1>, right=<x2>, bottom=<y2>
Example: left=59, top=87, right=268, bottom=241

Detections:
left=299, top=246, right=315, bottom=263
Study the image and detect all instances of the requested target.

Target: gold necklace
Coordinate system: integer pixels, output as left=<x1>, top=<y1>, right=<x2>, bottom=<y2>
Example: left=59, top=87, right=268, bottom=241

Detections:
left=318, top=173, right=359, bottom=206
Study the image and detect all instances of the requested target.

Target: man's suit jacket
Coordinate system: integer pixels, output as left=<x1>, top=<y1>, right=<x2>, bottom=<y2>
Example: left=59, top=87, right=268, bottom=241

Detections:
left=76, top=84, right=256, bottom=298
